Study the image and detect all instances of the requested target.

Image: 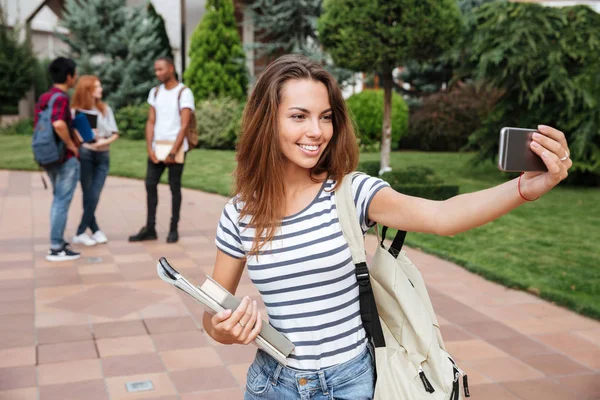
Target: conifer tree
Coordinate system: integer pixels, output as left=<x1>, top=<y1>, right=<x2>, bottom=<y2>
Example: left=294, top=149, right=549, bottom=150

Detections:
left=0, top=5, right=35, bottom=117
left=58, top=0, right=169, bottom=109
left=184, top=0, right=247, bottom=101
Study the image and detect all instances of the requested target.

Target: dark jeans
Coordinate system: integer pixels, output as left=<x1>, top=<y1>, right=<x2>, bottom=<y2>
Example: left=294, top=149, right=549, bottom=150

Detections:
left=145, top=157, right=185, bottom=231
left=77, top=147, right=110, bottom=235
left=45, top=157, right=80, bottom=249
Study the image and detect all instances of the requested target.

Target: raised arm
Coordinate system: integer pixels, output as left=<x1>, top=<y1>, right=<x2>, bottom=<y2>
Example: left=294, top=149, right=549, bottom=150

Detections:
left=368, top=125, right=572, bottom=236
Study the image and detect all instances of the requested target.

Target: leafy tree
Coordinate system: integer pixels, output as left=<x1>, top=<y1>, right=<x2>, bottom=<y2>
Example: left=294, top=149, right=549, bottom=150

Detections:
left=461, top=2, right=600, bottom=184
left=0, top=5, right=35, bottom=117
left=184, top=0, right=248, bottom=101
left=58, top=0, right=168, bottom=109
left=399, top=0, right=502, bottom=101
left=319, top=0, right=462, bottom=172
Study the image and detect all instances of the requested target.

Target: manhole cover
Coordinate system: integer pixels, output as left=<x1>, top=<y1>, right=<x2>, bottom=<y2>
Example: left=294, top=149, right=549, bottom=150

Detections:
left=125, top=380, right=154, bottom=393
left=87, top=257, right=103, bottom=263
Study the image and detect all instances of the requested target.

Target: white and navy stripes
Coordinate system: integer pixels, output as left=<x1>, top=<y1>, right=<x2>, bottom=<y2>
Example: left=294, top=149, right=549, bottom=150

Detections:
left=215, top=174, right=389, bottom=370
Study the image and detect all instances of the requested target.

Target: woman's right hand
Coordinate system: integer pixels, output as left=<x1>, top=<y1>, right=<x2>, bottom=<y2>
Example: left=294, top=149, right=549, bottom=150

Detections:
left=210, top=296, right=262, bottom=345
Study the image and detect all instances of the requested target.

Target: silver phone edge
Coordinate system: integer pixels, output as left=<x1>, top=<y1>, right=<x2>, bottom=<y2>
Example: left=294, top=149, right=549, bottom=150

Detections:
left=498, top=127, right=509, bottom=171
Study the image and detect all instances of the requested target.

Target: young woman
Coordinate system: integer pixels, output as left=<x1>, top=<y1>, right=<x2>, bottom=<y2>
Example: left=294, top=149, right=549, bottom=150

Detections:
left=205, top=55, right=572, bottom=399
left=71, top=75, right=119, bottom=246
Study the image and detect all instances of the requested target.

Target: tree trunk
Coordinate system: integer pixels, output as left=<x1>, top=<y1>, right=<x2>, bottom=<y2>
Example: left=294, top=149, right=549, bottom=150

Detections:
left=379, top=69, right=393, bottom=175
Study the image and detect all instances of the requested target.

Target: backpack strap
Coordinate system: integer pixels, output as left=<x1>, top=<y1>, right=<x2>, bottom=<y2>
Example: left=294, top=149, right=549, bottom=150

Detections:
left=47, top=92, right=65, bottom=110
left=176, top=85, right=188, bottom=113
left=381, top=226, right=407, bottom=258
left=335, top=172, right=386, bottom=348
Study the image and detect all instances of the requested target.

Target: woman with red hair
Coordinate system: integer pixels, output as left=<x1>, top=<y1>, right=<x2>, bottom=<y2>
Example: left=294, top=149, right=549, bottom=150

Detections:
left=71, top=75, right=119, bottom=246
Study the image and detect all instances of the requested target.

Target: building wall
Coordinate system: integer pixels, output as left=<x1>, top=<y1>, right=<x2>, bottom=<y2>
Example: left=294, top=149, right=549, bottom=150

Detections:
left=512, top=0, right=600, bottom=11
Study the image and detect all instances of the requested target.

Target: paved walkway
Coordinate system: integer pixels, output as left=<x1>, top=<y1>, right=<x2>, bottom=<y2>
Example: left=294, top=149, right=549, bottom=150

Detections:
left=0, top=170, right=598, bottom=400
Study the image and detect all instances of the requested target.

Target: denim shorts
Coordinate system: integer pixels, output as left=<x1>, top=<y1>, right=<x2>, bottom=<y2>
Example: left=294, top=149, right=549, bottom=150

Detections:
left=244, top=343, right=375, bottom=400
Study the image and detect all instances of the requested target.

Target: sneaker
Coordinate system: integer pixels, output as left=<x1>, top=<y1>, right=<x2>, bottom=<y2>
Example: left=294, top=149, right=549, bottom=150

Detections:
left=166, top=230, right=179, bottom=243
left=128, top=226, right=157, bottom=242
left=46, top=244, right=81, bottom=262
left=72, top=233, right=97, bottom=246
left=92, top=230, right=108, bottom=244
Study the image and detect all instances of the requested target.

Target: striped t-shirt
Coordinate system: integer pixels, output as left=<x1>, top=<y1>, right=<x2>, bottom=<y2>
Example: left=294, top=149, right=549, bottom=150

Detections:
left=215, top=174, right=389, bottom=370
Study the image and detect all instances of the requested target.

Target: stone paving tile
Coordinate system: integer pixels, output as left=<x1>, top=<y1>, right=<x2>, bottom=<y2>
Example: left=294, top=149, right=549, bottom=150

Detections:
left=143, top=316, right=199, bottom=334
left=96, top=335, right=156, bottom=357
left=468, top=383, right=521, bottom=400
left=160, top=347, right=222, bottom=371
left=38, top=340, right=98, bottom=364
left=0, top=346, right=36, bottom=368
left=0, top=365, right=37, bottom=390
left=151, top=330, right=207, bottom=352
left=170, top=366, right=238, bottom=393
left=102, top=352, right=166, bottom=377
left=37, top=359, right=103, bottom=385
left=0, top=330, right=36, bottom=349
left=557, top=373, right=600, bottom=400
left=92, top=320, right=148, bottom=339
left=2, top=171, right=600, bottom=399
left=180, top=388, right=245, bottom=400
left=501, top=378, right=585, bottom=400
left=39, top=379, right=109, bottom=400
left=519, top=353, right=592, bottom=377
left=0, top=387, right=38, bottom=400
left=37, top=325, right=94, bottom=344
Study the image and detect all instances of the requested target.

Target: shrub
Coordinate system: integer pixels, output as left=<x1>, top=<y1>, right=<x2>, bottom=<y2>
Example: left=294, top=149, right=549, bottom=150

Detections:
left=0, top=118, right=33, bottom=135
left=196, top=97, right=244, bottom=149
left=391, top=183, right=460, bottom=200
left=115, top=104, right=149, bottom=140
left=357, top=164, right=460, bottom=200
left=357, top=160, right=380, bottom=177
left=184, top=0, right=248, bottom=101
left=346, top=90, right=408, bottom=151
left=461, top=2, right=600, bottom=185
left=401, top=82, right=502, bottom=152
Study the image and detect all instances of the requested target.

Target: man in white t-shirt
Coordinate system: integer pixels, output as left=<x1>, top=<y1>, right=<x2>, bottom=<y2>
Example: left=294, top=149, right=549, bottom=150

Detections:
left=129, top=56, right=195, bottom=244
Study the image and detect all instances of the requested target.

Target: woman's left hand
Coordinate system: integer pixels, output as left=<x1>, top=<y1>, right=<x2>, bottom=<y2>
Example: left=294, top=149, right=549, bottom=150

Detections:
left=521, top=125, right=572, bottom=200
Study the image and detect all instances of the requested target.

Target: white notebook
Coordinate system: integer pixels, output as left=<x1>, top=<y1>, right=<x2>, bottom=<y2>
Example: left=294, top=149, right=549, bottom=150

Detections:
left=156, top=258, right=295, bottom=365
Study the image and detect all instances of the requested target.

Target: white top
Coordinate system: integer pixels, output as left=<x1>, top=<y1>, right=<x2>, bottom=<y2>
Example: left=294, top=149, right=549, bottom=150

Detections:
left=94, top=105, right=118, bottom=139
left=147, top=83, right=195, bottom=152
left=76, top=105, right=118, bottom=152
left=216, top=174, right=390, bottom=370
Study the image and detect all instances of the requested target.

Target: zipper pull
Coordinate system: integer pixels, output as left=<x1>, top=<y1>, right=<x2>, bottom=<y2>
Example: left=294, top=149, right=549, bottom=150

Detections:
left=463, top=373, right=470, bottom=397
left=418, top=366, right=435, bottom=393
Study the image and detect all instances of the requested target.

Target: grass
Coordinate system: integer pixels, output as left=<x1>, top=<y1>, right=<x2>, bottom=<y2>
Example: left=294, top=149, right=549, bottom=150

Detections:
left=2, top=134, right=599, bottom=319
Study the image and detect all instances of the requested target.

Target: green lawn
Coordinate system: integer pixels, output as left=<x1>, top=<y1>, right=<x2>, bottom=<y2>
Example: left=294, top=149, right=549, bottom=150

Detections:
left=2, top=135, right=599, bottom=319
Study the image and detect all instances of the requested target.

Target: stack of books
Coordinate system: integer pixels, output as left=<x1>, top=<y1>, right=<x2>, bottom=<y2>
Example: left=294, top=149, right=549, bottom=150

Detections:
left=156, top=257, right=294, bottom=365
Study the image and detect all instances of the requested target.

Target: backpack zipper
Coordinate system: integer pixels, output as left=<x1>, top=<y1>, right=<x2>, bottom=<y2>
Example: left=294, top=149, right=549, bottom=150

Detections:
left=418, top=366, right=435, bottom=393
left=448, top=357, right=470, bottom=397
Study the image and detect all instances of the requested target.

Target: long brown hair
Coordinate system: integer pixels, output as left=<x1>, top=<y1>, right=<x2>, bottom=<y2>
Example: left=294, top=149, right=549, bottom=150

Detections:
left=235, top=54, right=359, bottom=255
left=71, top=75, right=107, bottom=115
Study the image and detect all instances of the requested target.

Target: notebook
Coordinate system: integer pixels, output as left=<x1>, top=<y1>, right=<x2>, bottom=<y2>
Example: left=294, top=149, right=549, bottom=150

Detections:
left=156, top=257, right=295, bottom=365
left=155, top=140, right=185, bottom=164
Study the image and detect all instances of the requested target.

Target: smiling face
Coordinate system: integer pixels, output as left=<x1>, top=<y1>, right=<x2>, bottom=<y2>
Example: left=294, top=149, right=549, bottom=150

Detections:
left=277, top=79, right=334, bottom=172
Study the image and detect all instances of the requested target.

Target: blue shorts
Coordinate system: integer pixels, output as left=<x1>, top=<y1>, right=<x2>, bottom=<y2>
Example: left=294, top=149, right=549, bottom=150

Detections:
left=244, top=343, right=375, bottom=400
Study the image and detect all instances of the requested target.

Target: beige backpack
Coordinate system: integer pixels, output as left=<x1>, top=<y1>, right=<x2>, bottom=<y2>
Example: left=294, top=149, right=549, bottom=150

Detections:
left=335, top=172, right=470, bottom=400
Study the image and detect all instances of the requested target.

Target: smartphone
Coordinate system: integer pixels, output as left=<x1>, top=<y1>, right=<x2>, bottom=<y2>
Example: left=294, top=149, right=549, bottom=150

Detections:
left=498, top=127, right=547, bottom=172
